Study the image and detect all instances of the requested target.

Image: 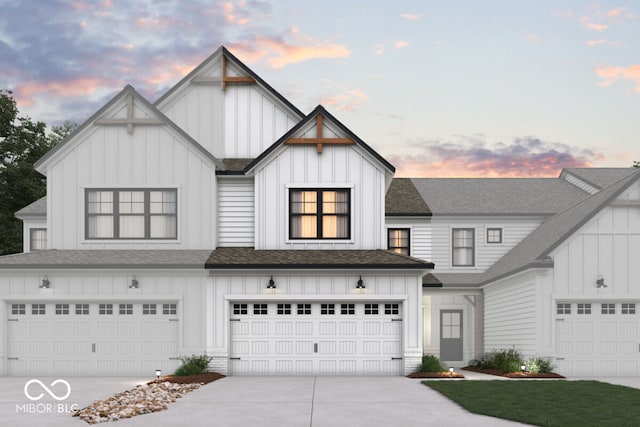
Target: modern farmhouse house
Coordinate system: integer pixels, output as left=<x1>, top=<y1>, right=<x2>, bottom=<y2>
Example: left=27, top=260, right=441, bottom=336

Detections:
left=1, top=47, right=639, bottom=377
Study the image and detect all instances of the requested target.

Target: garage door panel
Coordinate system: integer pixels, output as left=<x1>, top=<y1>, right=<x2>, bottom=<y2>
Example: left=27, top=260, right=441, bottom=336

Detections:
left=339, top=341, right=356, bottom=355
left=252, top=322, right=269, bottom=335
left=339, top=322, right=356, bottom=335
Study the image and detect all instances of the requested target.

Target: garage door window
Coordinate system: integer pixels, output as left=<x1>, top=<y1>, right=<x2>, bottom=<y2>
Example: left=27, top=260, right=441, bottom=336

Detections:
left=601, top=303, right=615, bottom=315
left=76, top=304, right=89, bottom=315
left=119, top=304, right=133, bottom=315
left=385, top=304, right=399, bottom=315
left=277, top=304, right=292, bottom=315
left=622, top=303, right=636, bottom=314
left=32, top=304, right=45, bottom=315
left=557, top=303, right=571, bottom=314
left=11, top=304, right=26, bottom=315
left=99, top=304, right=113, bottom=315
left=577, top=303, right=591, bottom=314
left=341, top=304, right=355, bottom=315
left=297, top=304, right=311, bottom=315
left=253, top=304, right=267, bottom=315
left=163, top=304, right=177, bottom=315
left=365, top=304, right=379, bottom=315
left=321, top=304, right=335, bottom=315
left=55, top=304, right=70, bottom=315
left=143, top=304, right=157, bottom=315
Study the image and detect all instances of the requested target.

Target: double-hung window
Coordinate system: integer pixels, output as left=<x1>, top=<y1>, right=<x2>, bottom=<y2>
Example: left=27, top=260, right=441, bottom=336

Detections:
left=30, top=228, right=47, bottom=251
left=452, top=228, right=475, bottom=266
left=388, top=228, right=410, bottom=255
left=86, top=189, right=177, bottom=239
left=289, top=189, right=350, bottom=239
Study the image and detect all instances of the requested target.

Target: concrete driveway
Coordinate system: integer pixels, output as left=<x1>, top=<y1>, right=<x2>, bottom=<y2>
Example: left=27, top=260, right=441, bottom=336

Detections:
left=1, top=376, right=526, bottom=427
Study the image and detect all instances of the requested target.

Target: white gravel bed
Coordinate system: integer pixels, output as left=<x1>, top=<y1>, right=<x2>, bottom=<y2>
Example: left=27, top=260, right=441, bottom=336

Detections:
left=72, top=381, right=202, bottom=424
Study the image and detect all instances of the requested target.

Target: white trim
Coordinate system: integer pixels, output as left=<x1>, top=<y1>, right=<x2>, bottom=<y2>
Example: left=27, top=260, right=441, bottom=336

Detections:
left=223, top=294, right=408, bottom=302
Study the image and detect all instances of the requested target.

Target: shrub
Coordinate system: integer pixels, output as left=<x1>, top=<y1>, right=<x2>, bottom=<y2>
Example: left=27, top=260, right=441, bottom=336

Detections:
left=174, top=353, right=213, bottom=376
left=421, top=354, right=446, bottom=372
left=469, top=348, right=523, bottom=373
left=525, top=357, right=555, bottom=374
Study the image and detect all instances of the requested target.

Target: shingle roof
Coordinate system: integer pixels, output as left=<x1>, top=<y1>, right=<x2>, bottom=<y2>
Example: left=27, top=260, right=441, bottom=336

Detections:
left=386, top=179, right=431, bottom=216
left=205, top=247, right=433, bottom=269
left=562, top=168, right=637, bottom=190
left=0, top=250, right=212, bottom=269
left=410, top=178, right=589, bottom=215
left=15, top=197, right=47, bottom=218
left=217, top=158, right=255, bottom=175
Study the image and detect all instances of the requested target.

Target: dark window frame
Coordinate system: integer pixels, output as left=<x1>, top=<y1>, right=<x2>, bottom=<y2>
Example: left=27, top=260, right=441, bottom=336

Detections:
left=486, top=228, right=502, bottom=244
left=29, top=228, right=47, bottom=251
left=289, top=188, right=351, bottom=240
left=364, top=303, right=379, bottom=315
left=85, top=188, right=177, bottom=240
left=253, top=304, right=268, bottom=315
left=277, top=303, right=292, bottom=315
left=387, top=228, right=410, bottom=255
left=452, top=228, right=475, bottom=267
left=556, top=303, right=571, bottom=315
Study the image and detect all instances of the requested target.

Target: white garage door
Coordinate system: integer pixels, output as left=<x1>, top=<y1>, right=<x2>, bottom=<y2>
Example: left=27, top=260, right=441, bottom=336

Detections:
left=555, top=301, right=640, bottom=376
left=229, top=302, right=403, bottom=375
left=6, top=301, right=180, bottom=376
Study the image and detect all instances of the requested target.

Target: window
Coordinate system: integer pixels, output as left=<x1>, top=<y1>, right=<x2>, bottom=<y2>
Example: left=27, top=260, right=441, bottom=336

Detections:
left=289, top=189, right=350, bottom=239
left=11, top=304, right=26, bottom=315
left=143, top=303, right=157, bottom=315
left=321, top=304, right=335, bottom=315
left=163, top=303, right=177, bottom=315
left=385, top=304, right=399, bottom=315
left=75, top=304, right=89, bottom=315
left=30, top=228, right=47, bottom=251
left=55, top=304, right=70, bottom=315
left=556, top=303, right=571, bottom=315
left=297, top=304, right=311, bottom=315
left=233, top=304, right=247, bottom=315
left=119, top=304, right=133, bottom=315
left=99, top=304, right=113, bottom=315
left=577, top=303, right=591, bottom=315
left=388, top=228, right=410, bottom=255
left=487, top=228, right=502, bottom=244
left=622, top=303, right=636, bottom=315
left=277, top=304, right=292, bottom=315
left=32, top=304, right=45, bottom=315
left=452, top=228, right=475, bottom=266
left=253, top=304, right=268, bottom=315
left=341, top=304, right=355, bottom=315
left=86, top=189, right=177, bottom=239
left=601, top=303, right=615, bottom=315
left=364, top=304, right=379, bottom=315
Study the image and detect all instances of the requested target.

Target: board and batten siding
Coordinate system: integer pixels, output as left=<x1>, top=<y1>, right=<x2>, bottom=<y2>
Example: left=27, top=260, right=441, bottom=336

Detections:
left=252, top=144, right=387, bottom=250
left=45, top=118, right=218, bottom=249
left=429, top=217, right=543, bottom=273
left=551, top=180, right=640, bottom=297
left=385, top=218, right=431, bottom=261
left=217, top=177, right=255, bottom=246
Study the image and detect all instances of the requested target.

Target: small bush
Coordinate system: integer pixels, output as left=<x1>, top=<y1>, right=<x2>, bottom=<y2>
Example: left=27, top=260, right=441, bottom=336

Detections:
left=470, top=348, right=523, bottom=373
left=174, top=353, right=213, bottom=376
left=525, top=357, right=555, bottom=374
left=421, top=355, right=446, bottom=372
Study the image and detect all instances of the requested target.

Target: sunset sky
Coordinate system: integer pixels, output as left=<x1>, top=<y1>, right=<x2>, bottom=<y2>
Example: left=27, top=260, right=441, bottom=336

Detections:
left=1, top=0, right=638, bottom=177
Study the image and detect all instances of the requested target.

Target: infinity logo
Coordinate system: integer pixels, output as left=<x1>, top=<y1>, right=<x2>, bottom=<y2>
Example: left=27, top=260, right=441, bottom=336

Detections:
left=24, top=379, right=71, bottom=401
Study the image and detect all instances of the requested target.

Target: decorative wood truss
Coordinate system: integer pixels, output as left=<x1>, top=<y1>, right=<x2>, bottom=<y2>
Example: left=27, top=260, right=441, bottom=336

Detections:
left=94, top=94, right=163, bottom=134
left=191, top=54, right=256, bottom=91
left=285, top=114, right=355, bottom=154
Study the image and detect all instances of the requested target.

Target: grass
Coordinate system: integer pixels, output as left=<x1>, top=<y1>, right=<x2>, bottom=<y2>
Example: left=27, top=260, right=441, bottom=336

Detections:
left=424, top=380, right=640, bottom=427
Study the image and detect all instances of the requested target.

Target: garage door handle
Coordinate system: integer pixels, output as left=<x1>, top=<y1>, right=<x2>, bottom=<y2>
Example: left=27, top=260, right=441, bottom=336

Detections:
left=556, top=357, right=565, bottom=360
left=169, top=357, right=180, bottom=360
left=391, top=319, right=402, bottom=322
left=230, top=357, right=241, bottom=360
left=92, top=343, right=96, bottom=353
left=7, top=357, right=18, bottom=360
left=391, top=357, right=403, bottom=360
left=556, top=318, right=565, bottom=321
left=7, top=318, right=18, bottom=322
left=314, top=343, right=318, bottom=353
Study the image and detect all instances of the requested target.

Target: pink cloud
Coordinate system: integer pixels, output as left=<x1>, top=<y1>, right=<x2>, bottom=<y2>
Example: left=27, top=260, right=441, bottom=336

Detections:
left=607, top=7, right=626, bottom=17
left=320, top=88, right=369, bottom=112
left=587, top=39, right=607, bottom=46
left=394, top=41, right=409, bottom=49
left=15, top=77, right=115, bottom=107
left=374, top=45, right=384, bottom=55
left=222, top=1, right=251, bottom=25
left=400, top=13, right=423, bottom=21
left=595, top=65, right=640, bottom=92
left=587, top=22, right=608, bottom=31
left=524, top=34, right=539, bottom=42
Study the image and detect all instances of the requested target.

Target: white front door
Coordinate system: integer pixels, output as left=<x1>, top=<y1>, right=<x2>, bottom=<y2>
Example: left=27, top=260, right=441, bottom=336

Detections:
left=229, top=302, right=403, bottom=375
left=6, top=302, right=180, bottom=376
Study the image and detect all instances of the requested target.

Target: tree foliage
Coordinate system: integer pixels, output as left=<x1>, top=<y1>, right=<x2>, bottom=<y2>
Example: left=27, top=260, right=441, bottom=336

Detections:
left=633, top=160, right=639, bottom=169
left=0, top=90, right=75, bottom=255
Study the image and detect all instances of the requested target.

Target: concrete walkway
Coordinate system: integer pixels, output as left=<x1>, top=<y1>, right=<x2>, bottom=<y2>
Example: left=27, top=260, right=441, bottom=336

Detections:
left=1, top=376, right=527, bottom=427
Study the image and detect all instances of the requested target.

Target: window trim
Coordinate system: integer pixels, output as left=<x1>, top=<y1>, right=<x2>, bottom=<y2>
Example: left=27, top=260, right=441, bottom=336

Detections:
left=29, top=228, right=47, bottom=251
left=452, top=228, right=475, bottom=267
left=387, top=228, right=410, bottom=256
left=287, top=185, right=354, bottom=242
left=486, top=228, right=502, bottom=244
left=85, top=188, right=178, bottom=240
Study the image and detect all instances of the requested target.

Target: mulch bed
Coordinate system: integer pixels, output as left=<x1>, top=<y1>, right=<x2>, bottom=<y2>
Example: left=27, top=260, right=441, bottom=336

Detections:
left=407, top=371, right=465, bottom=379
left=462, top=367, right=565, bottom=379
left=148, top=372, right=225, bottom=385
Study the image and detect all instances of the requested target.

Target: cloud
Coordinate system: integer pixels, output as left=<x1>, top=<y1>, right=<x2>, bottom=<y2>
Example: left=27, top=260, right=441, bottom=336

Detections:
left=606, top=7, right=626, bottom=17
left=374, top=45, right=385, bottom=55
left=587, top=39, right=607, bottom=46
left=595, top=65, right=640, bottom=92
left=586, top=22, right=609, bottom=31
left=394, top=41, right=409, bottom=49
left=320, top=83, right=369, bottom=112
left=524, top=34, right=539, bottom=42
left=400, top=13, right=423, bottom=21
left=387, top=136, right=604, bottom=177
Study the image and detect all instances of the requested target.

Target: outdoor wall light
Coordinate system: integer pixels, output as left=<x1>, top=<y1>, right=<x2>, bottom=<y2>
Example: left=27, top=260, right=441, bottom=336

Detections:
left=267, top=276, right=276, bottom=289
left=448, top=367, right=454, bottom=377
left=596, top=274, right=607, bottom=288
left=129, top=277, right=139, bottom=289
left=356, top=276, right=365, bottom=289
left=40, top=277, right=51, bottom=289
left=155, top=369, right=162, bottom=378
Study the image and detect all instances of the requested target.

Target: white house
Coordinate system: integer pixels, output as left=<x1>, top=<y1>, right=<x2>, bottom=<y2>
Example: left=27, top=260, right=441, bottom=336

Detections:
left=1, top=46, right=638, bottom=377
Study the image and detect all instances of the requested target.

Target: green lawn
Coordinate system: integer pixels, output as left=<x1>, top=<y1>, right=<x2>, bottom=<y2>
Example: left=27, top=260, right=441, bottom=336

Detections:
left=424, top=380, right=640, bottom=427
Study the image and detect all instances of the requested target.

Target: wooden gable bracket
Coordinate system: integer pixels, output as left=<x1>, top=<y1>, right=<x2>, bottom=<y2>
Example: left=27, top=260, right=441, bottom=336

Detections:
left=284, top=114, right=355, bottom=154
left=94, top=94, right=163, bottom=134
left=191, top=54, right=256, bottom=91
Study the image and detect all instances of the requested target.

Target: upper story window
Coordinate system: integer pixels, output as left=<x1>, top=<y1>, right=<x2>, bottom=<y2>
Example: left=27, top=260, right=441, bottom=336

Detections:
left=85, top=189, right=177, bottom=240
left=289, top=189, right=350, bottom=239
left=388, top=228, right=410, bottom=255
left=452, top=228, right=475, bottom=267
left=487, top=228, right=502, bottom=244
left=30, top=228, right=47, bottom=251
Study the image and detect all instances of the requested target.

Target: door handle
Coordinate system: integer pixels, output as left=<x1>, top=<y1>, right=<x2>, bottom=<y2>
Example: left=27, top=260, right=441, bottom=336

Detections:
left=314, top=343, right=318, bottom=353
left=92, top=343, right=96, bottom=353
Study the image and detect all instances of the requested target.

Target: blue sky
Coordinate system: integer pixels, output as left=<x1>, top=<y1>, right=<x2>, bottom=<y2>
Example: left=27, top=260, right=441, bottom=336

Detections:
left=1, top=0, right=638, bottom=176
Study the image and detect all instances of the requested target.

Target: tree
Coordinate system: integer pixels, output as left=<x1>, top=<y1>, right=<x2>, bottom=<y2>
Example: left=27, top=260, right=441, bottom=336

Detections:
left=0, top=90, right=73, bottom=255
left=633, top=161, right=639, bottom=169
